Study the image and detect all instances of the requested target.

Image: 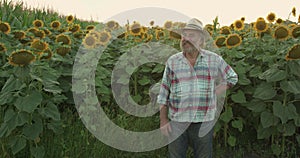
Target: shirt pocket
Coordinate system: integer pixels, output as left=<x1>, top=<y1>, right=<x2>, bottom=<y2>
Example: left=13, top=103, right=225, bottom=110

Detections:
left=170, top=82, right=190, bottom=107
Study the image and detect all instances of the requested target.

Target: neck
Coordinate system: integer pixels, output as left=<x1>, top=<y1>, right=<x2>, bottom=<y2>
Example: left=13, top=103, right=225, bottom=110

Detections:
left=184, top=51, right=199, bottom=60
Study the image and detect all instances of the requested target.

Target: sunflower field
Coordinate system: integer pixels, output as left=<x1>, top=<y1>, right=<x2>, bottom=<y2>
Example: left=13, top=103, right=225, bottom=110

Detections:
left=0, top=0, right=300, bottom=157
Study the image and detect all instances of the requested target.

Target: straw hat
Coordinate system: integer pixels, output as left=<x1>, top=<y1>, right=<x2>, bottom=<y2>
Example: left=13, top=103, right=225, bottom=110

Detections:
left=182, top=18, right=204, bottom=32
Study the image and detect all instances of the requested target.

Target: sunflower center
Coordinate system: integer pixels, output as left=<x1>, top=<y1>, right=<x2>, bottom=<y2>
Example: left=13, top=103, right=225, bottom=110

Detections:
left=52, top=22, right=60, bottom=28
left=56, top=47, right=71, bottom=56
left=31, top=40, right=47, bottom=51
left=57, top=35, right=71, bottom=45
left=288, top=45, right=300, bottom=58
left=164, top=22, right=172, bottom=29
left=100, top=33, right=109, bottom=42
left=292, top=26, right=300, bottom=38
left=85, top=36, right=96, bottom=46
left=227, top=35, right=241, bottom=46
left=35, top=30, right=45, bottom=38
left=10, top=50, right=35, bottom=66
left=107, top=21, right=116, bottom=29
left=275, top=27, right=289, bottom=39
left=0, top=23, right=9, bottom=32
left=67, top=16, right=73, bottom=21
left=255, top=21, right=267, bottom=31
left=14, top=31, right=26, bottom=39
left=70, top=25, right=80, bottom=32
left=235, top=22, right=243, bottom=28
left=220, top=27, right=230, bottom=35
left=131, top=24, right=142, bottom=35
left=35, top=21, right=43, bottom=27
left=215, top=37, right=226, bottom=47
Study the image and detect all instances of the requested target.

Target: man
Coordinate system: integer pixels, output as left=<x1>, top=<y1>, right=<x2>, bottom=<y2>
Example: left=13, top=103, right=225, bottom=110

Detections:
left=157, top=18, right=238, bottom=158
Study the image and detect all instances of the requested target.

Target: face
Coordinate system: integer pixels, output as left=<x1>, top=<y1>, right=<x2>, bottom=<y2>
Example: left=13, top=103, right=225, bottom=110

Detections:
left=180, top=29, right=204, bottom=53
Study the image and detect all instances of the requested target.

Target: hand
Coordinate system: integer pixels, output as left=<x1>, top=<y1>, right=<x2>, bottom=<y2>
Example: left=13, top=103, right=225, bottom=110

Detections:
left=160, top=119, right=172, bottom=137
left=215, top=84, right=228, bottom=96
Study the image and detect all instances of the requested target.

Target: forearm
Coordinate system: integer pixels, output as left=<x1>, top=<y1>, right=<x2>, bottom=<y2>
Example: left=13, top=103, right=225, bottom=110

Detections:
left=215, top=84, right=229, bottom=96
left=159, top=104, right=169, bottom=121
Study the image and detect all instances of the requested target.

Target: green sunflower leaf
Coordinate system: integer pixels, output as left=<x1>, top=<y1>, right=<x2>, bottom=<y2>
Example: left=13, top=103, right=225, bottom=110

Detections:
left=14, top=90, right=42, bottom=113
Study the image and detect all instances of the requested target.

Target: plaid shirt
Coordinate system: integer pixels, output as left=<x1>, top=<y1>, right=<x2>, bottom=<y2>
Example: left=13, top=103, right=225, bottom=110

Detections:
left=157, top=50, right=238, bottom=122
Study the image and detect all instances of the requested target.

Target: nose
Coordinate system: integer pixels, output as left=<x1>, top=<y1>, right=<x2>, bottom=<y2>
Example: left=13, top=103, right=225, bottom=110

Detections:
left=181, top=35, right=191, bottom=42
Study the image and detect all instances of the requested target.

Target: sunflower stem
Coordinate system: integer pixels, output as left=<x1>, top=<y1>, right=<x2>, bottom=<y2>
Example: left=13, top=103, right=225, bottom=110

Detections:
left=134, top=73, right=137, bottom=96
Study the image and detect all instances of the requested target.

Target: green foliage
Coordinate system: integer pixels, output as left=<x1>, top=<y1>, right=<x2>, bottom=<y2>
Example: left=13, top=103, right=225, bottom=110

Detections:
left=0, top=0, right=299, bottom=157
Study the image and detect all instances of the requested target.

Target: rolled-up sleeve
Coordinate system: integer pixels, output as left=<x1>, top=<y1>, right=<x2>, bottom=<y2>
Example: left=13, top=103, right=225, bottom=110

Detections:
left=219, top=57, right=238, bottom=88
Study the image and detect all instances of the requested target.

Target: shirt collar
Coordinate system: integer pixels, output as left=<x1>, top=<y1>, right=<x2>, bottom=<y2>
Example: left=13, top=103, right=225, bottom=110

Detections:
left=179, top=49, right=206, bottom=62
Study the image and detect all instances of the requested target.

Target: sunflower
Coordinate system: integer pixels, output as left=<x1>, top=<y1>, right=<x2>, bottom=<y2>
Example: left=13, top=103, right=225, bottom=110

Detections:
left=266, top=12, right=276, bottom=23
left=276, top=18, right=283, bottom=24
left=0, top=43, right=7, bottom=52
left=50, top=20, right=61, bottom=29
left=56, top=34, right=72, bottom=45
left=31, top=39, right=48, bottom=51
left=74, top=31, right=85, bottom=39
left=241, top=17, right=245, bottom=21
left=173, top=22, right=186, bottom=29
left=8, top=49, right=36, bottom=66
left=169, top=30, right=181, bottom=40
left=285, top=44, right=300, bottom=60
left=98, top=31, right=111, bottom=45
left=43, top=29, right=51, bottom=36
left=142, top=26, right=148, bottom=33
left=0, top=22, right=11, bottom=34
left=225, top=34, right=242, bottom=48
left=13, top=30, right=26, bottom=39
left=40, top=48, right=53, bottom=60
left=288, top=23, right=297, bottom=28
left=273, top=25, right=289, bottom=40
left=34, top=51, right=44, bottom=57
left=58, top=27, right=67, bottom=33
left=163, top=20, right=173, bottom=29
left=34, top=30, right=46, bottom=39
left=27, top=27, right=39, bottom=36
left=145, top=34, right=153, bottom=42
left=82, top=34, right=97, bottom=49
left=204, top=24, right=213, bottom=35
left=149, top=20, right=155, bottom=26
left=86, top=25, right=95, bottom=31
left=155, top=29, right=165, bottom=40
left=233, top=20, right=244, bottom=31
left=88, top=30, right=100, bottom=39
left=291, top=25, right=300, bottom=38
left=117, top=32, right=128, bottom=39
left=292, top=7, right=296, bottom=17
left=19, top=38, right=32, bottom=45
left=220, top=26, right=231, bottom=35
left=69, top=24, right=81, bottom=33
left=66, top=15, right=74, bottom=23
left=106, top=20, right=119, bottom=30
left=298, top=15, right=300, bottom=24
left=56, top=46, right=71, bottom=56
left=33, top=19, right=44, bottom=28
left=129, top=22, right=142, bottom=36
left=253, top=18, right=268, bottom=32
left=214, top=36, right=226, bottom=48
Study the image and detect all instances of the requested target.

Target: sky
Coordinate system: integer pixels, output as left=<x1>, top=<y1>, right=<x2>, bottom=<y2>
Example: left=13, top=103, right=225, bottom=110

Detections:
left=9, top=0, right=300, bottom=26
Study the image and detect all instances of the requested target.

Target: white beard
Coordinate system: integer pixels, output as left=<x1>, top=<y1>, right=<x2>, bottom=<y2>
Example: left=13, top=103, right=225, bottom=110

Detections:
left=180, top=41, right=199, bottom=53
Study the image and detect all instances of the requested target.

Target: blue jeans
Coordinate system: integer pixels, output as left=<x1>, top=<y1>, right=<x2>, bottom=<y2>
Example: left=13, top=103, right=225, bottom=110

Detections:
left=168, top=122, right=213, bottom=158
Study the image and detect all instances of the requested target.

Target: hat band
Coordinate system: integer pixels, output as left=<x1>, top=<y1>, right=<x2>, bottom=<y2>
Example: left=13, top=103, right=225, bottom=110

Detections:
left=186, top=23, right=203, bottom=30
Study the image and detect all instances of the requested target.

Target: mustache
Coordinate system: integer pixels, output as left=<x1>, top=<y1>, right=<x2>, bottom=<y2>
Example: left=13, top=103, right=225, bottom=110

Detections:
left=182, top=40, right=194, bottom=46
